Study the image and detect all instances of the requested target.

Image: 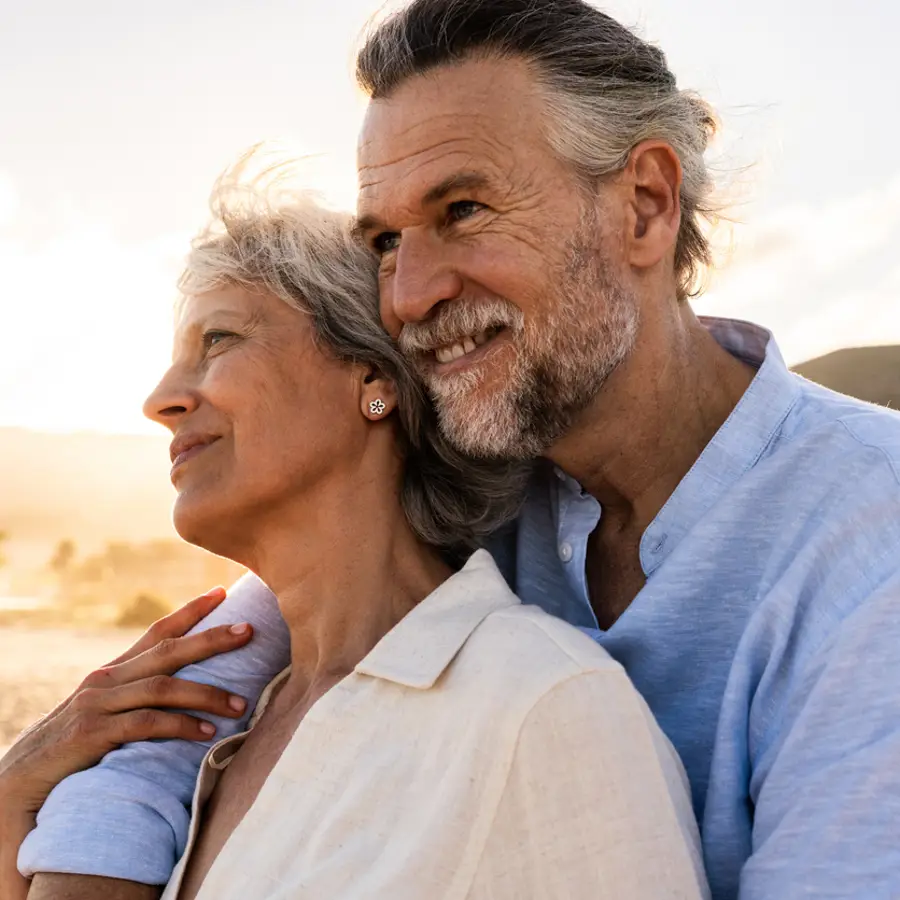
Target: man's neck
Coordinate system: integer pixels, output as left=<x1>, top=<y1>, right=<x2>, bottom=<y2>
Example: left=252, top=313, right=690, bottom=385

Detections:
left=549, top=308, right=757, bottom=535
left=235, top=463, right=453, bottom=708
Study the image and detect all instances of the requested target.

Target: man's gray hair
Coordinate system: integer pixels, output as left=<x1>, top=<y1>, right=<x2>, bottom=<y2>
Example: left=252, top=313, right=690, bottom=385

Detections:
left=356, top=0, right=720, bottom=300
left=180, top=156, right=528, bottom=557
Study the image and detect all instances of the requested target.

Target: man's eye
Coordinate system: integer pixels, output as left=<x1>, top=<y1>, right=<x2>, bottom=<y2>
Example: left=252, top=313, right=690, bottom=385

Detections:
left=447, top=200, right=484, bottom=223
left=373, top=232, right=400, bottom=255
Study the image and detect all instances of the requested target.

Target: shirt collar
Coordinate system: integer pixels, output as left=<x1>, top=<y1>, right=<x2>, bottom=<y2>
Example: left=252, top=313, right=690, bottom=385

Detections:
left=638, top=317, right=802, bottom=574
left=355, top=549, right=520, bottom=689
left=554, top=317, right=803, bottom=575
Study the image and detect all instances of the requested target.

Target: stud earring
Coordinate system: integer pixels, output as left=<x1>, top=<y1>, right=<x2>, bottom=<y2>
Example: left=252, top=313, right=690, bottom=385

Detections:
left=368, top=399, right=386, bottom=416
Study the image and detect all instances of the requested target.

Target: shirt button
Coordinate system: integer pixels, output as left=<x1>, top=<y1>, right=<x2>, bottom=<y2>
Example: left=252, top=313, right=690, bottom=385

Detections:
left=559, top=542, right=573, bottom=563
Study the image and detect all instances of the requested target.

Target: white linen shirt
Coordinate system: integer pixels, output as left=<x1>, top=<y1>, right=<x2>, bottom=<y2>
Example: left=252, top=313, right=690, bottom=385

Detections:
left=163, top=550, right=708, bottom=900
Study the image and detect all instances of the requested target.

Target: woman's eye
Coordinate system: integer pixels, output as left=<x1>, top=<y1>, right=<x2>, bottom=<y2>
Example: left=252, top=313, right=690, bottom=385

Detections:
left=447, top=200, right=484, bottom=223
left=202, top=331, right=233, bottom=351
left=373, top=232, right=401, bottom=255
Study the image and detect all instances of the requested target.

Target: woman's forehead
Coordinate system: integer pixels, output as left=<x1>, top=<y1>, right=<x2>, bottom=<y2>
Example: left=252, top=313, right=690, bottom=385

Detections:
left=175, top=285, right=267, bottom=329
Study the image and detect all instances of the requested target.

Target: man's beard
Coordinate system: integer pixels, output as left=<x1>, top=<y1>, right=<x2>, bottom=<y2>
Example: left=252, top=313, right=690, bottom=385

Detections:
left=398, top=215, right=639, bottom=460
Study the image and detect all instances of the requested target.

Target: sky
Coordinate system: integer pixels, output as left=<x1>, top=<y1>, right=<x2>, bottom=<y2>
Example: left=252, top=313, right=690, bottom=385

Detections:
left=1, top=0, right=898, bottom=434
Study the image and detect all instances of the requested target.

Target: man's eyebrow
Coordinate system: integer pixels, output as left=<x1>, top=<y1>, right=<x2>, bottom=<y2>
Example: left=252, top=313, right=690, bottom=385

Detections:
left=354, top=172, right=494, bottom=240
left=422, top=171, right=491, bottom=205
left=351, top=215, right=381, bottom=242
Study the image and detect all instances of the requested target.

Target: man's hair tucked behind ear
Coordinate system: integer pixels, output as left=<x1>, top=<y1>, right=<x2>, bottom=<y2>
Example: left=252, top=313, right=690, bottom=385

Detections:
left=180, top=151, right=529, bottom=558
left=356, top=0, right=722, bottom=300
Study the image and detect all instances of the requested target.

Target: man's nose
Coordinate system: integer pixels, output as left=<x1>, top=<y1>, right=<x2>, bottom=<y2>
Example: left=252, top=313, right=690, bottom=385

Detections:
left=142, top=366, right=200, bottom=431
left=383, top=229, right=464, bottom=333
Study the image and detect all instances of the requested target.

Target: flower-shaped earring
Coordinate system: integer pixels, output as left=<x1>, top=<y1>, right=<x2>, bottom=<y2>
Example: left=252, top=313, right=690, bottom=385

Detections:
left=369, top=399, right=386, bottom=416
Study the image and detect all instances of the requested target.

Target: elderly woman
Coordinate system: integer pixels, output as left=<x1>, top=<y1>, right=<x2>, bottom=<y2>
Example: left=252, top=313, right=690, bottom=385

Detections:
left=1, top=166, right=708, bottom=900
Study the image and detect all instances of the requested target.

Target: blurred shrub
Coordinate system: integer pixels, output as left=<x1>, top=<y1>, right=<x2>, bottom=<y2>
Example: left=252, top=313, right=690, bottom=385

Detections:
left=115, top=593, right=171, bottom=629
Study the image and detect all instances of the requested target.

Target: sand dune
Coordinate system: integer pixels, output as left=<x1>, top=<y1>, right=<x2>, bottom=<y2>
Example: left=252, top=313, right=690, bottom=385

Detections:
left=793, top=345, right=900, bottom=408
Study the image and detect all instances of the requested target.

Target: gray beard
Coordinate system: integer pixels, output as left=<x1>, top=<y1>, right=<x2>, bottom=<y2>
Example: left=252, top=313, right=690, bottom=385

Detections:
left=423, top=230, right=639, bottom=460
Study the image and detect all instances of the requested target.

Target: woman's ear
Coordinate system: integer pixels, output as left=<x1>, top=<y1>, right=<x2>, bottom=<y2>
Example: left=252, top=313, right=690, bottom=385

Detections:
left=360, top=367, right=399, bottom=421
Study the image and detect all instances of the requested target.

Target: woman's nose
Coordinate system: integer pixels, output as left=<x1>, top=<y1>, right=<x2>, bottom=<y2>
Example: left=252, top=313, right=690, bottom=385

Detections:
left=142, top=367, right=199, bottom=430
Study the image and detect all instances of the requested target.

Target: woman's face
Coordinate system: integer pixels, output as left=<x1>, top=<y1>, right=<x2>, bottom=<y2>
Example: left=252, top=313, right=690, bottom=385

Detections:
left=144, top=285, right=383, bottom=555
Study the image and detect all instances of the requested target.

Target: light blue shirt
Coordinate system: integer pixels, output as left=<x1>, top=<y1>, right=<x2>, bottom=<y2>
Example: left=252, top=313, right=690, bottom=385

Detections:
left=21, top=318, right=900, bottom=899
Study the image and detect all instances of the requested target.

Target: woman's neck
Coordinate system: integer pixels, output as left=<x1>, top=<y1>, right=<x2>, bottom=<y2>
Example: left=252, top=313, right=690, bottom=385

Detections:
left=238, top=468, right=454, bottom=707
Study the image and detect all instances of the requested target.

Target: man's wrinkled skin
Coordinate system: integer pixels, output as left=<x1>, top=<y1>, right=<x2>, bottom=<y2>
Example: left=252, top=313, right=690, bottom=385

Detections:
left=357, top=57, right=754, bottom=627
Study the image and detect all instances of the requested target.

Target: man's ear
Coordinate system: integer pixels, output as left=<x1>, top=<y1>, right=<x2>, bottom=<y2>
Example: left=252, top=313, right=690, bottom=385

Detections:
left=622, top=140, right=682, bottom=270
left=360, top=366, right=399, bottom=420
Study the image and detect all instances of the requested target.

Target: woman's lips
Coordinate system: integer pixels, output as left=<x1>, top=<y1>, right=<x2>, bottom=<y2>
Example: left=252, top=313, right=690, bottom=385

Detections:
left=171, top=438, right=219, bottom=476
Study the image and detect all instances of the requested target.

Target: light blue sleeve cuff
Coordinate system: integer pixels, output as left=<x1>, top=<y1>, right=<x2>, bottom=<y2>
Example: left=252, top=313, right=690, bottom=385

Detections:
left=18, top=763, right=194, bottom=884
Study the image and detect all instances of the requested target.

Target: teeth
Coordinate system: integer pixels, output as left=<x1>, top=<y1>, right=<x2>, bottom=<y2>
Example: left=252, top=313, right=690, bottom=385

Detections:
left=434, top=329, right=496, bottom=364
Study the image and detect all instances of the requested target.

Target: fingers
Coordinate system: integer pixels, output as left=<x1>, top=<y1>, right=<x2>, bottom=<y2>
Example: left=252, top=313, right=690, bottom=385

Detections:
left=100, top=622, right=254, bottom=687
left=106, top=586, right=228, bottom=665
left=107, top=708, right=221, bottom=745
left=95, top=675, right=247, bottom=720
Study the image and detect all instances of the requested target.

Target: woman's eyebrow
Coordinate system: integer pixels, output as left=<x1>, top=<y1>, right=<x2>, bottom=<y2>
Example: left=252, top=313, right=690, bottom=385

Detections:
left=177, top=307, right=262, bottom=335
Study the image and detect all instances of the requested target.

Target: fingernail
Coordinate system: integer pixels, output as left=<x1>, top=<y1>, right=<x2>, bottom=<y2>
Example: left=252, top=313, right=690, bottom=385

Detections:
left=228, top=695, right=247, bottom=712
left=206, top=586, right=226, bottom=598
left=229, top=623, right=250, bottom=635
left=199, top=721, right=216, bottom=736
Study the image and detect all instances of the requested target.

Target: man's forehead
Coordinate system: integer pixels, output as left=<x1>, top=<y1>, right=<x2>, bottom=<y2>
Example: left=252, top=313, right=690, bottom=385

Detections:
left=358, top=137, right=505, bottom=203
left=357, top=57, right=544, bottom=193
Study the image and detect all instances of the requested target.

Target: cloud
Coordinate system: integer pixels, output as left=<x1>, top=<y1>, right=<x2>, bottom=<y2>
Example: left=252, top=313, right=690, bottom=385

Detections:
left=696, top=173, right=900, bottom=364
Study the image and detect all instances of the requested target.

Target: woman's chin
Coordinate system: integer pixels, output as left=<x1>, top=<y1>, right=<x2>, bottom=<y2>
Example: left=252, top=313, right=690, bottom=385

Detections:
left=172, top=496, right=221, bottom=553
left=172, top=491, right=252, bottom=566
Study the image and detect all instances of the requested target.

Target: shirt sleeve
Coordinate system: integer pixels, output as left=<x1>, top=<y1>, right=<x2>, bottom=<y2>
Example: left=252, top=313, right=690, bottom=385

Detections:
left=738, top=567, right=900, bottom=899
left=17, top=572, right=290, bottom=886
left=470, top=669, right=710, bottom=899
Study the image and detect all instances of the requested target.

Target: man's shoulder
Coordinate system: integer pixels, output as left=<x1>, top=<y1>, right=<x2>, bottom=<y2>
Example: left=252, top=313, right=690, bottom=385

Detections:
left=782, top=374, right=900, bottom=482
left=733, top=381, right=900, bottom=673
left=754, top=377, right=900, bottom=563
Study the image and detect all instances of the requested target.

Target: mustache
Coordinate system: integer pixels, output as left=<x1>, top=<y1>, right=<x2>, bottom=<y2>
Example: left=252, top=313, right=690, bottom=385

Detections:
left=398, top=299, right=524, bottom=354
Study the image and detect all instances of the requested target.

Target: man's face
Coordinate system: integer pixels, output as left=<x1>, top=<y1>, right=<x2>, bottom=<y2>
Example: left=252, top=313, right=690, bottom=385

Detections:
left=357, top=56, right=639, bottom=459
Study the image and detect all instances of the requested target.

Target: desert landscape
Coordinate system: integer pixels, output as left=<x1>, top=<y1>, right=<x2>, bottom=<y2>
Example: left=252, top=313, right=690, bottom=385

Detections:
left=0, top=625, right=141, bottom=754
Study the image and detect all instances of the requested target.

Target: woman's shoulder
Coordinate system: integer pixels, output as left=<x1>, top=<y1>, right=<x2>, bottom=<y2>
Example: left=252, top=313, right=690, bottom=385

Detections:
left=442, top=550, right=628, bottom=705
left=476, top=600, right=623, bottom=681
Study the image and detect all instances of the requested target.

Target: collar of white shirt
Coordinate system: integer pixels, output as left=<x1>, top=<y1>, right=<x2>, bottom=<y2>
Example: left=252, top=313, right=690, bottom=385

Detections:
left=355, top=549, right=521, bottom=690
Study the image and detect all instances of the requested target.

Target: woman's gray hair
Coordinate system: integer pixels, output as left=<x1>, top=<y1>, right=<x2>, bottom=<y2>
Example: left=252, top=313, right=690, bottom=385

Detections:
left=356, top=0, right=721, bottom=301
left=180, top=154, right=529, bottom=558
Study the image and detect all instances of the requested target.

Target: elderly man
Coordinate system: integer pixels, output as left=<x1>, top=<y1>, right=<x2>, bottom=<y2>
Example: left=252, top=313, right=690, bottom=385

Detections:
left=18, top=1, right=900, bottom=898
